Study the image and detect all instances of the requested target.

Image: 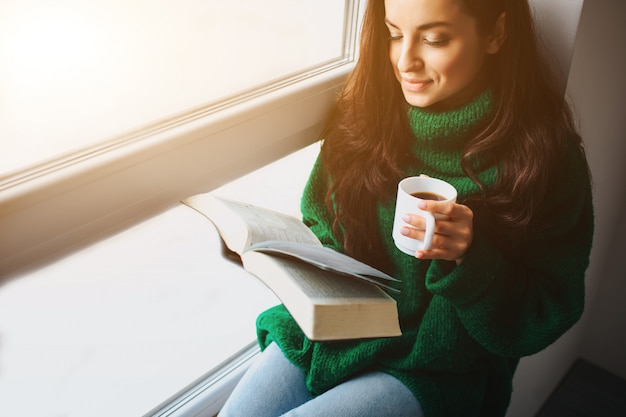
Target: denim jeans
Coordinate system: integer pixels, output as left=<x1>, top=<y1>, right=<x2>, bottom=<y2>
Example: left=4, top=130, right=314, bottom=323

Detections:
left=218, top=342, right=423, bottom=417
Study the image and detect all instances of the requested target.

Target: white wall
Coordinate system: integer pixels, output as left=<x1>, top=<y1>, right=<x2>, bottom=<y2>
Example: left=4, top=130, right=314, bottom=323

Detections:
left=528, top=0, right=584, bottom=92
left=507, top=1, right=626, bottom=415
left=569, top=0, right=626, bottom=379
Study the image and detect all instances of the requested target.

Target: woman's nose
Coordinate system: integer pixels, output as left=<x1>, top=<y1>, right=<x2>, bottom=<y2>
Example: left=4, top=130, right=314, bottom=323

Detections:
left=397, top=43, right=424, bottom=73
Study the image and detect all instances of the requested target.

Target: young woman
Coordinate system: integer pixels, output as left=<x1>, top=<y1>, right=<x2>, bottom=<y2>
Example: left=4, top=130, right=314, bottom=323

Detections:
left=218, top=0, right=594, bottom=416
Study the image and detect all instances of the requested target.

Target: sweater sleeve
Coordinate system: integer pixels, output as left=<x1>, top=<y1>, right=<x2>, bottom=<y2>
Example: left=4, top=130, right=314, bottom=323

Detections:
left=424, top=146, right=594, bottom=357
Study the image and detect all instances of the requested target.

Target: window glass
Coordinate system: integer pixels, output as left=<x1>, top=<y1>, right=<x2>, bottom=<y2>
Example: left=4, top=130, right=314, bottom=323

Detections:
left=0, top=1, right=359, bottom=415
left=0, top=0, right=346, bottom=177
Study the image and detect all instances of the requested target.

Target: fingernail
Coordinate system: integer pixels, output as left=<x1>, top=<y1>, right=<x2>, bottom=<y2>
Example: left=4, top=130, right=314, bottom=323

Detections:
left=400, top=227, right=410, bottom=236
left=416, top=199, right=427, bottom=209
left=402, top=214, right=411, bottom=223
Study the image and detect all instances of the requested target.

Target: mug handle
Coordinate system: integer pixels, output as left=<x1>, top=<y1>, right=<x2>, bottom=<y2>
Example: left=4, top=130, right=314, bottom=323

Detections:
left=418, top=210, right=435, bottom=250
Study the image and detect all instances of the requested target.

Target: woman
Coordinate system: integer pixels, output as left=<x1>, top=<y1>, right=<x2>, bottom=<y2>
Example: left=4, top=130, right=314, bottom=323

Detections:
left=219, top=0, right=594, bottom=416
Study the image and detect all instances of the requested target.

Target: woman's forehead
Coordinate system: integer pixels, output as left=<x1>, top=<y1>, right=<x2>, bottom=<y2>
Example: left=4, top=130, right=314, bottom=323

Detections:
left=384, top=0, right=474, bottom=30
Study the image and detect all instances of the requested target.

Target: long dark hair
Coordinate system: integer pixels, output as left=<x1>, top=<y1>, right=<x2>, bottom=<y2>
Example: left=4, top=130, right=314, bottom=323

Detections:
left=320, top=0, right=585, bottom=265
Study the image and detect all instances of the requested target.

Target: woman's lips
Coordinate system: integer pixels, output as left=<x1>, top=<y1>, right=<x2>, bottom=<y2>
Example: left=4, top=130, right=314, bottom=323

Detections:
left=402, top=78, right=432, bottom=92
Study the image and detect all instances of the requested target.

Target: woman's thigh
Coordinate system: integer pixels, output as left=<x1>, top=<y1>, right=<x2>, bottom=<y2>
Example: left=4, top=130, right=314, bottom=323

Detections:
left=282, top=370, right=423, bottom=417
left=218, top=342, right=423, bottom=417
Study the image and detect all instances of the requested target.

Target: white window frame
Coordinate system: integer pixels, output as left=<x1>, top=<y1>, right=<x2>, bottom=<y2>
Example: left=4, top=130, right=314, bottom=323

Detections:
left=0, top=1, right=366, bottom=278
left=147, top=341, right=260, bottom=417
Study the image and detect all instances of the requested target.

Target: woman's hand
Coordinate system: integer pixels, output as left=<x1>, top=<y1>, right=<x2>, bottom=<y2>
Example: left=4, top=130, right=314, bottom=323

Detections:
left=400, top=199, right=474, bottom=263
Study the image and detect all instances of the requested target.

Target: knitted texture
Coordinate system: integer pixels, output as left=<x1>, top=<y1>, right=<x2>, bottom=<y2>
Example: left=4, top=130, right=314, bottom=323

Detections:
left=256, top=92, right=594, bottom=417
left=405, top=89, right=496, bottom=196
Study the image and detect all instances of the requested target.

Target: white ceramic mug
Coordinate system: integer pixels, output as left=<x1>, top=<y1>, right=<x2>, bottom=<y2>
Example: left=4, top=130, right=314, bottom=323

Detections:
left=392, top=176, right=457, bottom=255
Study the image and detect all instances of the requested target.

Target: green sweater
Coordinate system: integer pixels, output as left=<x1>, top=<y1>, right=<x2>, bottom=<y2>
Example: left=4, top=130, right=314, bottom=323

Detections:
left=256, top=91, right=594, bottom=416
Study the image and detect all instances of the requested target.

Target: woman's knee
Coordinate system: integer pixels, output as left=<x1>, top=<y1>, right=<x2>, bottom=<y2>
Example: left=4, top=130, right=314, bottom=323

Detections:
left=218, top=343, right=312, bottom=417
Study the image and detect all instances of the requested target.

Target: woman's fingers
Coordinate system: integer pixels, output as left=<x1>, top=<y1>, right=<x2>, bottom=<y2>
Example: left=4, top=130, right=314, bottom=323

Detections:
left=401, top=200, right=474, bottom=261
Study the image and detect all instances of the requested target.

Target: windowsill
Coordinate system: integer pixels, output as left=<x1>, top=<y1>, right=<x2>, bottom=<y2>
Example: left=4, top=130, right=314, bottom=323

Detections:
left=0, top=144, right=319, bottom=417
left=0, top=63, right=349, bottom=278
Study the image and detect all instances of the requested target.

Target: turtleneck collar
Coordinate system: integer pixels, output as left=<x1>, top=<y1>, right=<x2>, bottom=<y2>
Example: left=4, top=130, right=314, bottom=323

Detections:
left=408, top=89, right=493, bottom=145
left=404, top=90, right=496, bottom=189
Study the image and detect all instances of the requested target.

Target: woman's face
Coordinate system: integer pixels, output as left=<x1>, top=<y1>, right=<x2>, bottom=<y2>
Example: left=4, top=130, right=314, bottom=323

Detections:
left=385, top=0, right=500, bottom=112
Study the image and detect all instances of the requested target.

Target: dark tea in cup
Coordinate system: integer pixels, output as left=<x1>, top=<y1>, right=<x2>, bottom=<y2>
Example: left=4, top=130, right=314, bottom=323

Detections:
left=410, top=192, right=446, bottom=201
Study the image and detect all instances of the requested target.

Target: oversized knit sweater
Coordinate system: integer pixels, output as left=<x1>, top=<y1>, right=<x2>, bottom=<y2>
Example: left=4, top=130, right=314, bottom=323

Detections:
left=256, top=91, right=594, bottom=417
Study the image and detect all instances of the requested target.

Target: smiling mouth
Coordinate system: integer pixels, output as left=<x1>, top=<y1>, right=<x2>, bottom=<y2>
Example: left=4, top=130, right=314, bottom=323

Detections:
left=402, top=78, right=431, bottom=92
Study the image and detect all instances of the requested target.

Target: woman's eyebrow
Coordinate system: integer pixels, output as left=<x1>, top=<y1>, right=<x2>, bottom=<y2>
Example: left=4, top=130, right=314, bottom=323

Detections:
left=384, top=18, right=400, bottom=28
left=384, top=17, right=452, bottom=31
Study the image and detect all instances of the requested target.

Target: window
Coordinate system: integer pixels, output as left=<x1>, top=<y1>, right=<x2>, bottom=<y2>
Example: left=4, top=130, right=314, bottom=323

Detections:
left=0, top=0, right=364, bottom=276
left=0, top=1, right=365, bottom=416
left=0, top=0, right=344, bottom=175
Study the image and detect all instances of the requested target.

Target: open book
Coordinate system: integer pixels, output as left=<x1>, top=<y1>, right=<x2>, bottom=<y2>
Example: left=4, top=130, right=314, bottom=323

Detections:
left=182, top=193, right=402, bottom=341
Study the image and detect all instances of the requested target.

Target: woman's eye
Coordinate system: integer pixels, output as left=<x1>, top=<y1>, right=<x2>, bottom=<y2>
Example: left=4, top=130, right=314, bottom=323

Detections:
left=388, top=34, right=403, bottom=41
left=423, top=38, right=449, bottom=47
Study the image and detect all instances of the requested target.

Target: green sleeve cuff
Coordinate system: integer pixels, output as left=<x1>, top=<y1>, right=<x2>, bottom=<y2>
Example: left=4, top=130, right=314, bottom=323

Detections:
left=425, top=231, right=504, bottom=307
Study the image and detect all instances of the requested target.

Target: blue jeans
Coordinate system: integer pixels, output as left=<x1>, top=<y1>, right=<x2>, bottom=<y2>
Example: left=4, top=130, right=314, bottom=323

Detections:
left=218, top=342, right=423, bottom=417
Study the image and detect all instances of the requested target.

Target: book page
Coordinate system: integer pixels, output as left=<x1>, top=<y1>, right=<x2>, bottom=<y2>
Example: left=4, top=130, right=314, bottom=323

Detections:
left=245, top=241, right=400, bottom=292
left=216, top=197, right=321, bottom=248
left=243, top=251, right=393, bottom=301
left=182, top=194, right=320, bottom=253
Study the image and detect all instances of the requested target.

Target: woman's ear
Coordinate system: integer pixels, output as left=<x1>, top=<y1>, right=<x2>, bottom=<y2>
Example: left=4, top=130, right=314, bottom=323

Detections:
left=486, top=12, right=506, bottom=54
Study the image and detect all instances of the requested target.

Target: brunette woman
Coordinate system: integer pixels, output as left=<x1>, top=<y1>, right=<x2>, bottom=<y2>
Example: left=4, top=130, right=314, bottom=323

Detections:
left=218, top=0, right=593, bottom=416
